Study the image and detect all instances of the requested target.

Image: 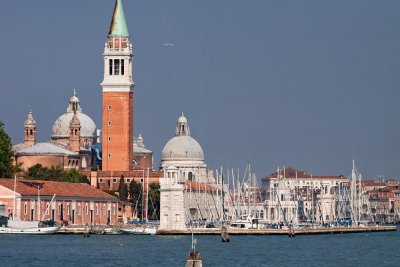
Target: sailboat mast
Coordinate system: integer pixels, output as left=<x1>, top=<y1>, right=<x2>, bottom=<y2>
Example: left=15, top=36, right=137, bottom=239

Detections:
left=146, top=167, right=149, bottom=223
left=13, top=175, right=16, bottom=221
left=37, top=185, right=41, bottom=221
left=221, top=167, right=225, bottom=224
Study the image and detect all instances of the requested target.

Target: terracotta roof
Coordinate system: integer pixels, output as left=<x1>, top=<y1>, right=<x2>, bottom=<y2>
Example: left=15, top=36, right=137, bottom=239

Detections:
left=0, top=179, right=117, bottom=201
left=185, top=181, right=219, bottom=192
left=263, top=167, right=348, bottom=180
left=362, top=180, right=386, bottom=187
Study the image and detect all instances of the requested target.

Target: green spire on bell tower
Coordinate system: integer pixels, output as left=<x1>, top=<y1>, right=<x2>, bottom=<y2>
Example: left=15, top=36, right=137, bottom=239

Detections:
left=108, top=0, right=129, bottom=37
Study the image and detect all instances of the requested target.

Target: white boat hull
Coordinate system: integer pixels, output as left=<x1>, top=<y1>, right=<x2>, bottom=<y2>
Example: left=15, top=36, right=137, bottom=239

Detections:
left=121, top=227, right=157, bottom=235
left=0, top=226, right=60, bottom=234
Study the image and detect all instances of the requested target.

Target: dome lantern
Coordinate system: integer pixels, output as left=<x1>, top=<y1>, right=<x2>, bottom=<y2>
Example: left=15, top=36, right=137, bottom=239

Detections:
left=175, top=112, right=190, bottom=136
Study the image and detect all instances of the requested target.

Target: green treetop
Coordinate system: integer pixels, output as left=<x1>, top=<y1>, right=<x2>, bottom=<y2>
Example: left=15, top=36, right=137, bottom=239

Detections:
left=0, top=121, right=17, bottom=178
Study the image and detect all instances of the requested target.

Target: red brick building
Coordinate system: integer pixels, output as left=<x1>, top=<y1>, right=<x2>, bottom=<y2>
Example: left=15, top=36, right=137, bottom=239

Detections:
left=0, top=179, right=118, bottom=226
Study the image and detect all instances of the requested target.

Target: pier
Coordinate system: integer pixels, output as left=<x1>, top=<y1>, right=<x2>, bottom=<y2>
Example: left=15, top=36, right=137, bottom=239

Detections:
left=55, top=225, right=396, bottom=235
left=157, top=226, right=397, bottom=236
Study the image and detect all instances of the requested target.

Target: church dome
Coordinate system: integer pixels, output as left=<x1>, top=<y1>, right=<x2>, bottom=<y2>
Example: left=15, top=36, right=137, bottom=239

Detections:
left=162, top=135, right=204, bottom=161
left=51, top=92, right=97, bottom=139
left=161, top=113, right=204, bottom=162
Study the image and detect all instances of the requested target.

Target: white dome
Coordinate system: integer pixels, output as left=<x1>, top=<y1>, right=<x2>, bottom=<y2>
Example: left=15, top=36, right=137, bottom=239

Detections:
left=52, top=112, right=97, bottom=139
left=161, top=136, right=204, bottom=161
left=51, top=92, right=97, bottom=139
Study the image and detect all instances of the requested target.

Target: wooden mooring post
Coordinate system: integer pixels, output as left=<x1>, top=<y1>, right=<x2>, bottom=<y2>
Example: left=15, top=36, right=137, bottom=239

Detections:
left=221, top=226, right=230, bottom=242
left=288, top=222, right=295, bottom=237
left=185, top=231, right=202, bottom=267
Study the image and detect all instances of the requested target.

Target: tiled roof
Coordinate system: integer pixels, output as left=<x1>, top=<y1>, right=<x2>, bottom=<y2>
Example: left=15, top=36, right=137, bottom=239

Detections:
left=263, top=167, right=348, bottom=180
left=362, top=180, right=386, bottom=186
left=185, top=181, right=219, bottom=192
left=0, top=179, right=117, bottom=201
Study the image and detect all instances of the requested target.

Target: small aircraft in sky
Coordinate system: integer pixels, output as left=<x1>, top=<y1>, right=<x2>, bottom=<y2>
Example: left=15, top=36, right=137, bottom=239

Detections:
left=162, top=43, right=174, bottom=47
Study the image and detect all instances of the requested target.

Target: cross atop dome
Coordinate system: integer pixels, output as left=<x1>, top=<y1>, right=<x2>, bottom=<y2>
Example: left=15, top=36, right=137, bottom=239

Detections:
left=108, top=0, right=129, bottom=38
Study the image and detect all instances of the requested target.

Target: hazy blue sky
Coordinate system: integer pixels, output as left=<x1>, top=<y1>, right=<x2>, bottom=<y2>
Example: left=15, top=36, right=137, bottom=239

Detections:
left=1, top=0, right=399, bottom=180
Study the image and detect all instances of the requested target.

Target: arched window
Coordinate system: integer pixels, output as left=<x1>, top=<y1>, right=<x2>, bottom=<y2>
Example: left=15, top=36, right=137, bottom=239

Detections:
left=29, top=129, right=33, bottom=135
left=114, top=59, right=120, bottom=75
left=188, top=172, right=193, bottom=181
left=121, top=59, right=125, bottom=75
left=109, top=59, right=113, bottom=75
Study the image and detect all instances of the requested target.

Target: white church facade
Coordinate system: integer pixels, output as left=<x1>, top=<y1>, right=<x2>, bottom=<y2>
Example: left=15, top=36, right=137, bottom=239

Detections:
left=159, top=114, right=221, bottom=230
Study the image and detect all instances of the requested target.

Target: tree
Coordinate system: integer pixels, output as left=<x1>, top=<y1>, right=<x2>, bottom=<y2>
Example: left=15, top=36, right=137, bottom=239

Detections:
left=0, top=121, right=17, bottom=178
left=26, top=164, right=88, bottom=183
left=118, top=175, right=128, bottom=200
left=148, top=183, right=160, bottom=220
left=64, top=168, right=89, bottom=183
left=27, top=164, right=48, bottom=180
left=129, top=179, right=143, bottom=218
left=27, top=164, right=64, bottom=181
left=46, top=166, right=65, bottom=181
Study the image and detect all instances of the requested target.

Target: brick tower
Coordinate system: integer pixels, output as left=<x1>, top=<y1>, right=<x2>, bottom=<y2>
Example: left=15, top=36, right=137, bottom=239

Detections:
left=101, top=0, right=134, bottom=171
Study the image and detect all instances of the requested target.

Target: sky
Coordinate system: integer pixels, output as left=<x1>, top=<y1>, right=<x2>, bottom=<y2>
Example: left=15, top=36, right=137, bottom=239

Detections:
left=0, top=0, right=399, bottom=181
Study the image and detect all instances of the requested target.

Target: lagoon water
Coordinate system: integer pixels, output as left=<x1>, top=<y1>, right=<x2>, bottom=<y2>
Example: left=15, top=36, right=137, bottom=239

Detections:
left=1, top=229, right=399, bottom=267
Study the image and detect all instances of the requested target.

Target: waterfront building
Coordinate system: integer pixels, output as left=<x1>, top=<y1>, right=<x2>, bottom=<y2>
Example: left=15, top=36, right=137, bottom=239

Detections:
left=262, top=167, right=350, bottom=224
left=0, top=179, right=118, bottom=225
left=363, top=180, right=400, bottom=223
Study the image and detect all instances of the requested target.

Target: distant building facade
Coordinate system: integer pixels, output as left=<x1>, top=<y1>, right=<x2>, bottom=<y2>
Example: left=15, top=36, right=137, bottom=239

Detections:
left=262, top=167, right=350, bottom=224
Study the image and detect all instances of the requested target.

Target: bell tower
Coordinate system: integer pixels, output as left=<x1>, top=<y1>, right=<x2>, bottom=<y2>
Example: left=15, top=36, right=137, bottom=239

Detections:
left=101, top=0, right=134, bottom=171
left=24, top=106, right=36, bottom=148
left=69, top=111, right=81, bottom=153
